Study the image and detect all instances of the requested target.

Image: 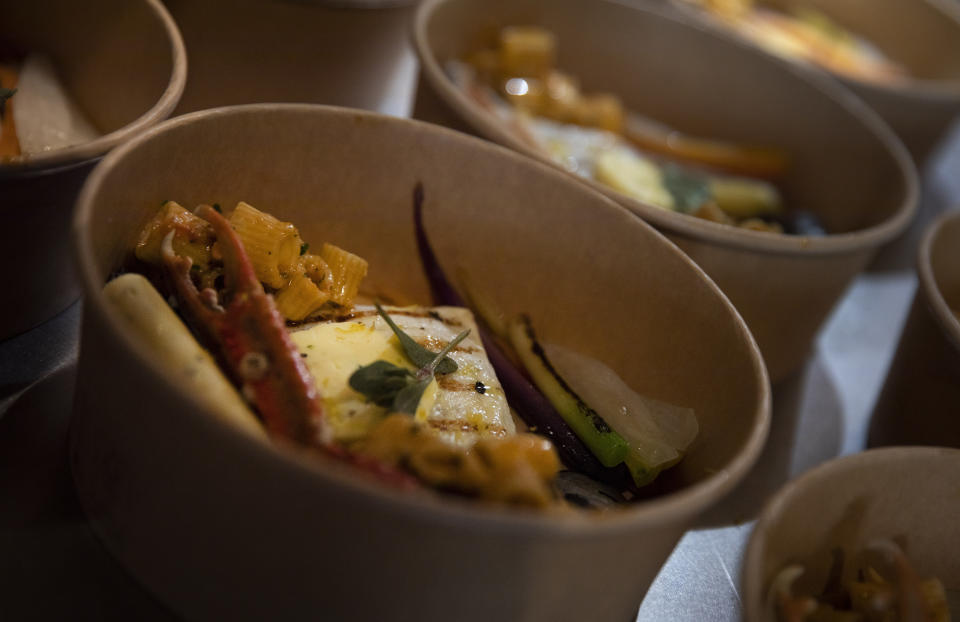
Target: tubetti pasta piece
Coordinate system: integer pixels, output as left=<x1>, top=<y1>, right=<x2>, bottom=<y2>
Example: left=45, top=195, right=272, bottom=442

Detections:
left=274, top=273, right=331, bottom=321
left=228, top=201, right=303, bottom=289
left=136, top=201, right=216, bottom=268
left=320, top=242, right=368, bottom=306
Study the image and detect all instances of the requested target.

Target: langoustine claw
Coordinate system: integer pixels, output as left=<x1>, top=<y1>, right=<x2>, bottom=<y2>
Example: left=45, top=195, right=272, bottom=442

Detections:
left=160, top=204, right=330, bottom=447
left=159, top=204, right=420, bottom=489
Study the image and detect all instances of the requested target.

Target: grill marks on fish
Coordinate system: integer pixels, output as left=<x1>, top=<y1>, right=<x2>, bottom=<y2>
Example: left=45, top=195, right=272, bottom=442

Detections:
left=428, top=418, right=509, bottom=436
left=437, top=376, right=499, bottom=393
left=290, top=305, right=516, bottom=448
left=416, top=335, right=480, bottom=355
left=339, top=307, right=465, bottom=328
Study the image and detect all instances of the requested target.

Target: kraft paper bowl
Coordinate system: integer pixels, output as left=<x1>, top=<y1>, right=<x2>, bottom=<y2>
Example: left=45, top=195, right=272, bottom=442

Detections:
left=742, top=447, right=960, bottom=621
left=0, top=0, right=186, bottom=340
left=71, top=104, right=770, bottom=622
left=165, top=0, right=416, bottom=115
left=868, top=210, right=960, bottom=448
left=670, top=0, right=960, bottom=164
left=412, top=0, right=918, bottom=383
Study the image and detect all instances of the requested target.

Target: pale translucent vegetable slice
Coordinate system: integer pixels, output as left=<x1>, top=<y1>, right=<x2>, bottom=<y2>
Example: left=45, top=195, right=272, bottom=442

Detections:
left=543, top=343, right=698, bottom=469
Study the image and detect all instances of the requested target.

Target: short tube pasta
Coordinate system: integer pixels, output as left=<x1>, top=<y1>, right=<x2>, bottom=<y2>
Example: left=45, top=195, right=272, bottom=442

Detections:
left=275, top=274, right=330, bottom=321
left=132, top=200, right=371, bottom=322
left=135, top=201, right=215, bottom=267
left=299, top=253, right=332, bottom=289
left=229, top=202, right=302, bottom=289
left=321, top=243, right=368, bottom=306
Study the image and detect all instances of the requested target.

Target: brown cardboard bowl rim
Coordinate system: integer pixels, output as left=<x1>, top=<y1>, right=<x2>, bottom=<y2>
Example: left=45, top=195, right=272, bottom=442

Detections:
left=0, top=0, right=187, bottom=177
left=837, top=66, right=960, bottom=104
left=73, top=102, right=772, bottom=536
left=412, top=0, right=920, bottom=258
left=741, top=445, right=960, bottom=620
left=918, top=209, right=960, bottom=350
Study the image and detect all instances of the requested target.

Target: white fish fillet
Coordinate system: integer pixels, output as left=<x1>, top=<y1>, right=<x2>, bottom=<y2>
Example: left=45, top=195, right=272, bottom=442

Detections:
left=290, top=305, right=515, bottom=447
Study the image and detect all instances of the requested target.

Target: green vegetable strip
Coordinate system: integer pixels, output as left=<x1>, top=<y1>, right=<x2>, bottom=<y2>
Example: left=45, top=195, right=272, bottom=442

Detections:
left=624, top=454, right=660, bottom=488
left=508, top=315, right=629, bottom=467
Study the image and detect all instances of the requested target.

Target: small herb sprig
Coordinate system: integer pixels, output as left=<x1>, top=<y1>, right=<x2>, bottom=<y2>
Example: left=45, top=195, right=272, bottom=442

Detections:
left=662, top=163, right=711, bottom=214
left=349, top=302, right=469, bottom=414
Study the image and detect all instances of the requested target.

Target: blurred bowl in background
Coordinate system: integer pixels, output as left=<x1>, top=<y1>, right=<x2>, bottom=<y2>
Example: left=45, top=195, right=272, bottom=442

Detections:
left=868, top=209, right=960, bottom=448
left=663, top=0, right=960, bottom=271
left=71, top=104, right=770, bottom=621
left=666, top=0, right=960, bottom=166
left=165, top=0, right=417, bottom=115
left=412, top=0, right=917, bottom=383
left=0, top=0, right=185, bottom=340
left=742, top=446, right=960, bottom=621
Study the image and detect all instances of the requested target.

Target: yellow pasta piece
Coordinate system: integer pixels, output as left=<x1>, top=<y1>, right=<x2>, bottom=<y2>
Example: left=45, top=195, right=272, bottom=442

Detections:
left=274, top=274, right=331, bottom=321
left=320, top=242, right=368, bottom=306
left=499, top=26, right=556, bottom=78
left=355, top=414, right=558, bottom=508
left=135, top=201, right=215, bottom=267
left=574, top=93, right=624, bottom=133
left=299, top=253, right=332, bottom=289
left=229, top=201, right=302, bottom=289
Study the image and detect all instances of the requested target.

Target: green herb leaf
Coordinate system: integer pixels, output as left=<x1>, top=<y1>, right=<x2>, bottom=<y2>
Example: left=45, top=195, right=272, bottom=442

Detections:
left=662, top=164, right=711, bottom=214
left=348, top=305, right=471, bottom=415
left=374, top=301, right=457, bottom=374
left=349, top=360, right=414, bottom=407
left=392, top=377, right=434, bottom=414
left=391, top=327, right=470, bottom=414
left=300, top=242, right=309, bottom=256
left=421, top=326, right=470, bottom=376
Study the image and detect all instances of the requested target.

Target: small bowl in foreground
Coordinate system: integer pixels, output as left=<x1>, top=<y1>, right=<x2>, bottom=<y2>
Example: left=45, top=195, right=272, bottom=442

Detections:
left=742, top=446, right=960, bottom=621
left=71, top=104, right=770, bottom=621
left=412, top=0, right=918, bottom=383
left=0, top=0, right=186, bottom=339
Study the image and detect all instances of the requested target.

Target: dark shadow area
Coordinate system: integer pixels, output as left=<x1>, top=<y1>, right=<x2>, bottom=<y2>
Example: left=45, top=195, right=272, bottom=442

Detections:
left=867, top=293, right=960, bottom=449
left=0, top=364, right=178, bottom=621
left=0, top=300, right=81, bottom=411
left=695, top=354, right=844, bottom=527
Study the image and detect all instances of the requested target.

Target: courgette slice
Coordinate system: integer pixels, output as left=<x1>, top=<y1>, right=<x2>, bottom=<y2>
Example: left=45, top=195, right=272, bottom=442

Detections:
left=507, top=315, right=630, bottom=469
left=508, top=315, right=699, bottom=487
